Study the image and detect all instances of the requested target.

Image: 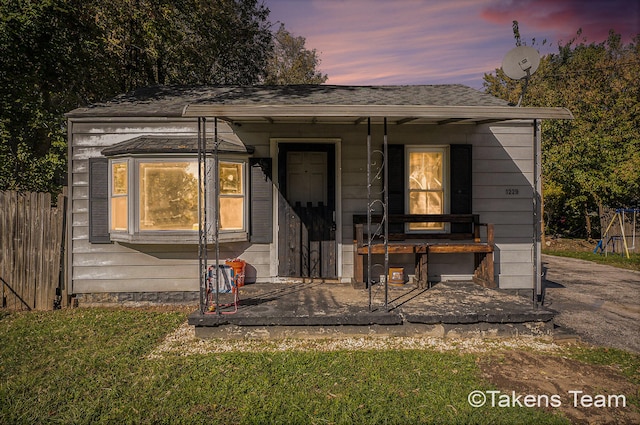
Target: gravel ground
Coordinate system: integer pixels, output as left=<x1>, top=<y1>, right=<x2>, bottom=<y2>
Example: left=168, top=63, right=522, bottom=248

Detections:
left=147, top=320, right=562, bottom=358
left=542, top=254, right=640, bottom=353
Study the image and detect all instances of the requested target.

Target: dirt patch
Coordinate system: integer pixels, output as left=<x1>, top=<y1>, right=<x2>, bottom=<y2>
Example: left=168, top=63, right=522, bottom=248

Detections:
left=479, top=350, right=640, bottom=424
left=544, top=237, right=596, bottom=252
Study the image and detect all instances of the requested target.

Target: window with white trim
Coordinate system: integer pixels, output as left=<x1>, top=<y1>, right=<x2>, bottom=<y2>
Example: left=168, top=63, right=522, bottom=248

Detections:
left=110, top=161, right=128, bottom=232
left=219, top=161, right=245, bottom=231
left=108, top=156, right=248, bottom=243
left=406, top=146, right=448, bottom=231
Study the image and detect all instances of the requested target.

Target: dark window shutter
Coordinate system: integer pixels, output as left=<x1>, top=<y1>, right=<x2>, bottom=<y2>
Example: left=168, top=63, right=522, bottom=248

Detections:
left=450, top=144, right=473, bottom=233
left=250, top=158, right=273, bottom=243
left=89, top=157, right=111, bottom=243
left=386, top=144, right=405, bottom=233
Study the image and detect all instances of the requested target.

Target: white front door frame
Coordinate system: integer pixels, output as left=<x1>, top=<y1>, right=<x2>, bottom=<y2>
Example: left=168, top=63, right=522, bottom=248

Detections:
left=270, top=138, right=342, bottom=280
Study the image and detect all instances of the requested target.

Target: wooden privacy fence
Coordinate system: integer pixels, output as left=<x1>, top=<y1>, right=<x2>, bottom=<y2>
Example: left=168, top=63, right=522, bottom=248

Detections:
left=0, top=190, right=67, bottom=311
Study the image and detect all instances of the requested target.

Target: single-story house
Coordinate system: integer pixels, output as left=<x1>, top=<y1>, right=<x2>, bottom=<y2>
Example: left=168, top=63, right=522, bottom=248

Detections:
left=65, top=85, right=572, bottom=305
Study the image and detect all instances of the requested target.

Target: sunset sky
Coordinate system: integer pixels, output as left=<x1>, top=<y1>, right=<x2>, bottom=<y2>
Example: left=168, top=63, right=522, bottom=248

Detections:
left=263, top=0, right=639, bottom=89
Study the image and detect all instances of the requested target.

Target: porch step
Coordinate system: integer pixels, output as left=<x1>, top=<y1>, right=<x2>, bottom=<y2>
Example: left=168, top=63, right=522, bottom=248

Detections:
left=188, top=310, right=402, bottom=327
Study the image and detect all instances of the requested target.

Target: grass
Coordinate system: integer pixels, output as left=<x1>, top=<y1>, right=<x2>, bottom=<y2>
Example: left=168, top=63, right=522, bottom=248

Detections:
left=543, top=249, right=640, bottom=271
left=563, top=345, right=640, bottom=385
left=562, top=344, right=640, bottom=410
left=0, top=308, right=575, bottom=425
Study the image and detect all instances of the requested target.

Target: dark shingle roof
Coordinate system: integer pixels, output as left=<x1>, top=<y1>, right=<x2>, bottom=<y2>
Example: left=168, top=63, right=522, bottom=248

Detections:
left=67, top=84, right=509, bottom=118
left=101, top=136, right=254, bottom=156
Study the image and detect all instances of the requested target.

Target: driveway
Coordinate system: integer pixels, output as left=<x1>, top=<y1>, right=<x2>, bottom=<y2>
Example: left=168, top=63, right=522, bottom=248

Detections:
left=542, top=254, right=640, bottom=353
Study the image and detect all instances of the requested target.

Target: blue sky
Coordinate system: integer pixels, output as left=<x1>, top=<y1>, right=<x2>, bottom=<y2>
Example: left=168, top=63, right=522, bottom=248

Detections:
left=263, top=0, right=639, bottom=89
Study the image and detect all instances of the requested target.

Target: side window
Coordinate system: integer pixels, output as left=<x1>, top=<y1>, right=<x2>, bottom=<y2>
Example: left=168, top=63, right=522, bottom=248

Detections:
left=388, top=144, right=471, bottom=234
left=406, top=147, right=447, bottom=231
left=110, top=161, right=128, bottom=232
left=219, top=161, right=245, bottom=231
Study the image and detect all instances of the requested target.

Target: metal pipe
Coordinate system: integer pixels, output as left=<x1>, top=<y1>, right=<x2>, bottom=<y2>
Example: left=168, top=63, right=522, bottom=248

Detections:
left=383, top=117, right=389, bottom=310
left=533, top=119, right=541, bottom=308
left=367, top=117, right=372, bottom=311
left=197, top=117, right=206, bottom=314
left=214, top=118, right=220, bottom=315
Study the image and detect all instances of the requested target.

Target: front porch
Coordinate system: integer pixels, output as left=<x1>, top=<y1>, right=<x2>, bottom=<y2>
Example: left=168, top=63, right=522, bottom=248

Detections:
left=188, top=281, right=555, bottom=339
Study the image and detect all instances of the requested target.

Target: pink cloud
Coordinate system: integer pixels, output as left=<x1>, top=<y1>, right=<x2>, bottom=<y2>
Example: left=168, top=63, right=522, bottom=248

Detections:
left=264, top=0, right=638, bottom=87
left=481, top=0, right=639, bottom=44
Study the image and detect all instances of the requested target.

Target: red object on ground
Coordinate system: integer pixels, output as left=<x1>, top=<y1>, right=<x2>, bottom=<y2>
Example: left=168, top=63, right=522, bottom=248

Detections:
left=225, top=259, right=246, bottom=287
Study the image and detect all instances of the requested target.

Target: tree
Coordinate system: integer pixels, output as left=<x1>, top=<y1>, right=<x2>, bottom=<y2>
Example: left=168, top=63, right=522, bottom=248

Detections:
left=0, top=0, right=274, bottom=194
left=264, top=24, right=328, bottom=85
left=484, top=30, right=640, bottom=238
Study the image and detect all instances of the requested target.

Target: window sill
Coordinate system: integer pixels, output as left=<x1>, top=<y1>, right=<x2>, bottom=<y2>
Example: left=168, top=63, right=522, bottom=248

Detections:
left=109, top=231, right=248, bottom=244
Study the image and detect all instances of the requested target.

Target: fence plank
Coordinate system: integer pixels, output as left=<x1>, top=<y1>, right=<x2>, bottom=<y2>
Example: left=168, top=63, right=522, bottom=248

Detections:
left=1, top=190, right=67, bottom=311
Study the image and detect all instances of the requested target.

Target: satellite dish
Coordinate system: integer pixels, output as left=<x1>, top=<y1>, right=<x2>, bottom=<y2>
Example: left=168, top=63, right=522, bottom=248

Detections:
left=502, top=46, right=540, bottom=80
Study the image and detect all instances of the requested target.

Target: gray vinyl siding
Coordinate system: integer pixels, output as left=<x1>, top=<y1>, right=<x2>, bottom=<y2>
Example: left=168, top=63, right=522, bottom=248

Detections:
left=473, top=122, right=535, bottom=289
left=69, top=119, right=537, bottom=294
left=68, top=118, right=272, bottom=295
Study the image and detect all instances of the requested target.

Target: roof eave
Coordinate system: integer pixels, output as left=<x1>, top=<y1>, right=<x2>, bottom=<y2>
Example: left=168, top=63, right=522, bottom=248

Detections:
left=181, top=104, right=574, bottom=122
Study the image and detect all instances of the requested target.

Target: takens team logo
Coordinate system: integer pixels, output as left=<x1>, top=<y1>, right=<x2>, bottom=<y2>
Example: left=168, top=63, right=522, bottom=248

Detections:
left=468, top=390, right=627, bottom=408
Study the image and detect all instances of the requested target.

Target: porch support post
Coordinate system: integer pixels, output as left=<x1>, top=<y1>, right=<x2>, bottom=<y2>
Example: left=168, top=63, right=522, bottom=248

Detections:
left=214, top=117, right=221, bottom=315
left=367, top=117, right=372, bottom=311
left=533, top=119, right=542, bottom=308
left=383, top=117, right=389, bottom=310
left=197, top=117, right=208, bottom=314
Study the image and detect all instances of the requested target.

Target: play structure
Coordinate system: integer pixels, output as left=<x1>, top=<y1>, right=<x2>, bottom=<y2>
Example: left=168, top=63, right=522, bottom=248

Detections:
left=594, top=208, right=639, bottom=258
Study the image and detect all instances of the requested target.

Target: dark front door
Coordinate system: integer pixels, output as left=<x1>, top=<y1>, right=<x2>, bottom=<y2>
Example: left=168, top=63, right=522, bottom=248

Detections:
left=278, top=144, right=336, bottom=278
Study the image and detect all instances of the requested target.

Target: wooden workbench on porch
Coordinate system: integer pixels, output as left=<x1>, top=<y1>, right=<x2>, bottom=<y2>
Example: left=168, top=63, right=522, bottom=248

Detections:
left=353, top=214, right=495, bottom=288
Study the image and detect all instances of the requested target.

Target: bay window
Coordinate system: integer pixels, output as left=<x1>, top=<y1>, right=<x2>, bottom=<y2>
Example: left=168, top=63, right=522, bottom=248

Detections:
left=107, top=157, right=247, bottom=243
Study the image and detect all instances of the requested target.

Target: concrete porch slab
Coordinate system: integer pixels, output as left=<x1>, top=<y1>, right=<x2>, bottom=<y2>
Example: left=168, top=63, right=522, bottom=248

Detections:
left=188, top=281, right=555, bottom=338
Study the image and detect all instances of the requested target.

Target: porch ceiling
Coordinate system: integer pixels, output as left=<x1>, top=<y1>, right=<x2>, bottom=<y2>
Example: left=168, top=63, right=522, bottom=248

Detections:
left=181, top=104, right=574, bottom=125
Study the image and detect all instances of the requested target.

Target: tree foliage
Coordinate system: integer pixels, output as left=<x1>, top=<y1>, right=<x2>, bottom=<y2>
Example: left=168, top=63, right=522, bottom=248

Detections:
left=484, top=30, right=640, bottom=237
left=0, top=0, right=274, bottom=194
left=264, top=24, right=328, bottom=85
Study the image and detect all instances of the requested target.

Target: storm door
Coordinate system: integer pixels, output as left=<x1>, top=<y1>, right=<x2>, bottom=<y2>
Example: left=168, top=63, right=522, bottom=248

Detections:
left=277, top=144, right=336, bottom=278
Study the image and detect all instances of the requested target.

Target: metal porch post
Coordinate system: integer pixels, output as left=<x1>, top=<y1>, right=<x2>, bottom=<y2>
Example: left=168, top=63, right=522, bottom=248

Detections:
left=383, top=117, right=389, bottom=310
left=197, top=117, right=208, bottom=314
left=367, top=118, right=372, bottom=311
left=365, top=117, right=389, bottom=311
left=198, top=117, right=221, bottom=315
left=533, top=119, right=542, bottom=308
left=213, top=118, right=221, bottom=315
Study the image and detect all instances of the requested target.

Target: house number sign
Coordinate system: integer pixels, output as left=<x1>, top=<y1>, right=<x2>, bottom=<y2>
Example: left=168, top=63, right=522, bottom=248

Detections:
left=505, top=188, right=520, bottom=195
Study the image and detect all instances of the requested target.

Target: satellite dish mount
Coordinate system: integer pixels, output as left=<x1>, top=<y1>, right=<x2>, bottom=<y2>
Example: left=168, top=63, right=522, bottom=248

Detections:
left=502, top=46, right=540, bottom=106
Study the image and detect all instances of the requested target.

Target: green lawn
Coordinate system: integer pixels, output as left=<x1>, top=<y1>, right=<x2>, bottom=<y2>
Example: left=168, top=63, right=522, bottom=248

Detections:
left=543, top=249, right=640, bottom=271
left=1, top=309, right=635, bottom=424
